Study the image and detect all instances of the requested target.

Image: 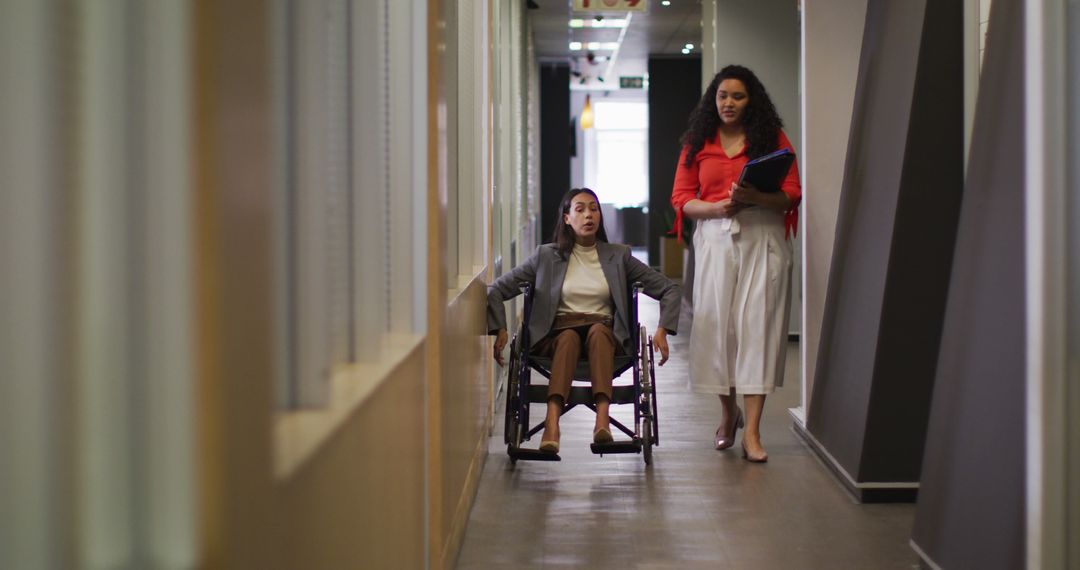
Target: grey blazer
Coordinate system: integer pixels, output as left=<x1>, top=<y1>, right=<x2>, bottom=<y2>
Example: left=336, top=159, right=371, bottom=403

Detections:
left=487, top=242, right=681, bottom=351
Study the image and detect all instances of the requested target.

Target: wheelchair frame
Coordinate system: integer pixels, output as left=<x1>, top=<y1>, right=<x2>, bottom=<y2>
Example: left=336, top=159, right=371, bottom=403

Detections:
left=503, top=282, right=660, bottom=464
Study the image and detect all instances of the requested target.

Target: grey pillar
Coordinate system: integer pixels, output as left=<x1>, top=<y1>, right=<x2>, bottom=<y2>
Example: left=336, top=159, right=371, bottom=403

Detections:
left=796, top=0, right=965, bottom=502
left=910, top=0, right=1026, bottom=566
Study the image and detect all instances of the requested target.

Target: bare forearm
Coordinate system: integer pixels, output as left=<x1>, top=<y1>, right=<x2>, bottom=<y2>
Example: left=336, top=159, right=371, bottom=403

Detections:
left=683, top=199, right=746, bottom=220
left=681, top=199, right=719, bottom=220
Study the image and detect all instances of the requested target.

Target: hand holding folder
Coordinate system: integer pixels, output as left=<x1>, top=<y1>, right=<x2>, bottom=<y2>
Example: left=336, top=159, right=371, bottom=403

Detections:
left=736, top=148, right=795, bottom=194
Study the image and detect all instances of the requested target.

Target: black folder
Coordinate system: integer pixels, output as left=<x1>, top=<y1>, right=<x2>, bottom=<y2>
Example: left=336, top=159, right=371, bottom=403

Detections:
left=737, top=148, right=795, bottom=193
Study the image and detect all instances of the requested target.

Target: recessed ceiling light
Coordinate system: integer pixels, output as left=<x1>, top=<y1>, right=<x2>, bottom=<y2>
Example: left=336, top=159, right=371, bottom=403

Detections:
left=662, top=0, right=671, bottom=5
left=681, top=48, right=690, bottom=54
left=569, top=41, right=583, bottom=50
left=597, top=18, right=627, bottom=28
left=685, top=43, right=694, bottom=50
left=570, top=18, right=628, bottom=29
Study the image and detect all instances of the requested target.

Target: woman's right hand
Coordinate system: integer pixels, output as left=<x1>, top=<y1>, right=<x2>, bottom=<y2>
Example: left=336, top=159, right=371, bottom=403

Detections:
left=715, top=198, right=747, bottom=218
left=493, top=329, right=509, bottom=366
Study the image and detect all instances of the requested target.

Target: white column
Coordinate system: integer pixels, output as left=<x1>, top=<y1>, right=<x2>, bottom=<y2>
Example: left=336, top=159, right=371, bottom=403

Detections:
left=77, top=1, right=136, bottom=563
left=797, top=0, right=867, bottom=420
left=353, top=0, right=389, bottom=357
left=1024, top=0, right=1068, bottom=567
left=701, top=0, right=716, bottom=87
left=140, top=1, right=197, bottom=565
left=0, top=2, right=65, bottom=567
left=1067, top=2, right=1080, bottom=566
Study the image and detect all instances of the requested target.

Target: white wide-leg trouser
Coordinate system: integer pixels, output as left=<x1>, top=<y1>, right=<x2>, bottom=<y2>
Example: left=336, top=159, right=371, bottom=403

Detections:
left=688, top=209, right=793, bottom=395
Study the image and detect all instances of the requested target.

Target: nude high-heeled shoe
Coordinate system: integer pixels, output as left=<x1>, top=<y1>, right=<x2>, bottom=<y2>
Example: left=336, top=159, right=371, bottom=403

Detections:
left=539, top=439, right=560, bottom=453
left=540, top=423, right=560, bottom=453
left=741, top=441, right=768, bottom=463
left=714, top=407, right=744, bottom=450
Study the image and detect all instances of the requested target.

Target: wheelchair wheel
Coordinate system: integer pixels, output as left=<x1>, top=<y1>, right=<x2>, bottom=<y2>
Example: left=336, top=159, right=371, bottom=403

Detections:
left=504, top=336, right=522, bottom=450
left=647, top=335, right=659, bottom=445
left=503, top=337, right=517, bottom=444
left=642, top=417, right=653, bottom=465
left=639, top=327, right=655, bottom=465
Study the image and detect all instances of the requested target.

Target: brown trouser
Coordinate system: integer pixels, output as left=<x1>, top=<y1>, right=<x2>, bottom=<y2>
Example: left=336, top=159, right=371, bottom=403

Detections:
left=533, top=315, right=618, bottom=402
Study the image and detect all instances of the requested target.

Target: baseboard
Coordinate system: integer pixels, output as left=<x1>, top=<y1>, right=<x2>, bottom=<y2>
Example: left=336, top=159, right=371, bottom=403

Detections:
left=442, top=411, right=493, bottom=569
left=791, top=420, right=919, bottom=503
left=909, top=539, right=943, bottom=570
left=788, top=406, right=806, bottom=427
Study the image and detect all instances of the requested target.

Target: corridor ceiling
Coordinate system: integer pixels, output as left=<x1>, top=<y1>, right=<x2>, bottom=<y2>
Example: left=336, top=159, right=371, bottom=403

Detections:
left=529, top=0, right=702, bottom=89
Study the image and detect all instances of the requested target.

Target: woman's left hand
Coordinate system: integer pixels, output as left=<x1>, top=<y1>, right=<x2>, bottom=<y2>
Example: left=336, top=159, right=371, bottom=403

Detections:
left=653, top=328, right=670, bottom=366
left=730, top=181, right=761, bottom=206
left=731, top=181, right=793, bottom=212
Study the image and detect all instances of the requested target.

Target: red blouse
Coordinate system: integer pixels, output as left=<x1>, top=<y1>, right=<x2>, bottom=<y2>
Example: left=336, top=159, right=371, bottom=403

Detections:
left=670, top=130, right=802, bottom=241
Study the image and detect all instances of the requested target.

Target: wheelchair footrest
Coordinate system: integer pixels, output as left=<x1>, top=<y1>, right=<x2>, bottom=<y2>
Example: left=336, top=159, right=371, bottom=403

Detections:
left=589, top=440, right=642, bottom=455
left=508, top=446, right=562, bottom=461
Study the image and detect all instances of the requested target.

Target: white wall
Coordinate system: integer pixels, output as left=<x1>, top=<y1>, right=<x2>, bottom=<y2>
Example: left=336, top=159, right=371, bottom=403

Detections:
left=569, top=87, right=647, bottom=191
left=708, top=0, right=801, bottom=156
left=799, top=0, right=868, bottom=417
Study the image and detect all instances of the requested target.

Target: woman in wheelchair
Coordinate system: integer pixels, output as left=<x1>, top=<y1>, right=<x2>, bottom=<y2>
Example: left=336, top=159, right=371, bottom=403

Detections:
left=488, top=188, right=681, bottom=454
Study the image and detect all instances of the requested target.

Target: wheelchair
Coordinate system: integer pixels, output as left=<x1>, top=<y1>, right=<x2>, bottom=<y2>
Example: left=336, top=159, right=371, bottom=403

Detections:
left=503, top=282, right=660, bottom=465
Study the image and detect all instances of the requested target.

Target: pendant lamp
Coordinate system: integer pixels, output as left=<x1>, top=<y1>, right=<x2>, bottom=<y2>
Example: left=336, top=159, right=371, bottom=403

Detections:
left=580, top=94, right=594, bottom=130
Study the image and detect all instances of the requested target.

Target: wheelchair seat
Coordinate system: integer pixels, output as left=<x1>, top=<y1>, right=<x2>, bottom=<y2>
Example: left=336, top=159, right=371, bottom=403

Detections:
left=525, top=354, right=637, bottom=406
left=525, top=354, right=635, bottom=383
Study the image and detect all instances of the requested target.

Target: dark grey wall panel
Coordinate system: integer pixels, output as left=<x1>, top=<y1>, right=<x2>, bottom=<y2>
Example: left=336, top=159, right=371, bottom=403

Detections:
left=540, top=63, right=571, bottom=242
left=911, top=0, right=1026, bottom=566
left=802, top=0, right=964, bottom=500
left=860, top=0, right=965, bottom=483
left=807, top=0, right=927, bottom=474
left=647, top=55, right=701, bottom=265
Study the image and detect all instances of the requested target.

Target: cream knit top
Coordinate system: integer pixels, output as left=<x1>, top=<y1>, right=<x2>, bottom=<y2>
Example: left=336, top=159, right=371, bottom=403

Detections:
left=556, top=243, right=613, bottom=317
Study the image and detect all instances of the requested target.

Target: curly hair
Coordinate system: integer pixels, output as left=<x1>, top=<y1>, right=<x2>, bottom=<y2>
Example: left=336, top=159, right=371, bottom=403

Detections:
left=550, top=188, right=610, bottom=259
left=680, top=65, right=784, bottom=167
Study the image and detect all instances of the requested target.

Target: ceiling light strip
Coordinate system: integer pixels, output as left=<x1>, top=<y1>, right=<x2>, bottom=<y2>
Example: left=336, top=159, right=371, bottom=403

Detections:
left=601, top=12, right=632, bottom=86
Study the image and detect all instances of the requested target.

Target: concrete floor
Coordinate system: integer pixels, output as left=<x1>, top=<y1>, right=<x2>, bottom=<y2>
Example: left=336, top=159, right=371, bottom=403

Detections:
left=457, top=295, right=920, bottom=569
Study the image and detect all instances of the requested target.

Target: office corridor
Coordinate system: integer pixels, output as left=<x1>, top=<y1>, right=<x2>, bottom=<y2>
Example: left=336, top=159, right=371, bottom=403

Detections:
left=5, top=0, right=1074, bottom=567
left=457, top=297, right=919, bottom=569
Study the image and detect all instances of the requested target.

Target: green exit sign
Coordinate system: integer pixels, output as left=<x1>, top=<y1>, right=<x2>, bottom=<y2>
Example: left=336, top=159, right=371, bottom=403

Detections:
left=619, top=76, right=644, bottom=89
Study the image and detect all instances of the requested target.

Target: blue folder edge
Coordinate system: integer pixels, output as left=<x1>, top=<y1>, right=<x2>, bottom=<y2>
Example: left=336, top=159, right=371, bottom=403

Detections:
left=736, top=148, right=795, bottom=193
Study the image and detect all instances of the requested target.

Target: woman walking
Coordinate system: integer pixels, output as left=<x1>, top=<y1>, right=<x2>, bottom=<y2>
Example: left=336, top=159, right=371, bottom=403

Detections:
left=670, top=65, right=801, bottom=463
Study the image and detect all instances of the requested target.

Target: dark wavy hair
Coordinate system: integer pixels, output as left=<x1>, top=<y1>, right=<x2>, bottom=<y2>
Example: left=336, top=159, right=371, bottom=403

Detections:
left=550, top=188, right=609, bottom=258
left=680, top=64, right=784, bottom=166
